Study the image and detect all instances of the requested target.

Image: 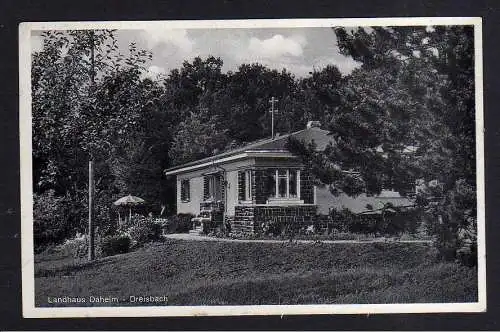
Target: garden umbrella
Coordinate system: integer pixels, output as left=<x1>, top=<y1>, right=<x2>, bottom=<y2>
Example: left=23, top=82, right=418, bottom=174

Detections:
left=113, top=194, right=146, bottom=223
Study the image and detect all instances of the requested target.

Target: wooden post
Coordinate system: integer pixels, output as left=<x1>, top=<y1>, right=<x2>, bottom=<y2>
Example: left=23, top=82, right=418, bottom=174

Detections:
left=88, top=158, right=95, bottom=261
left=88, top=32, right=96, bottom=261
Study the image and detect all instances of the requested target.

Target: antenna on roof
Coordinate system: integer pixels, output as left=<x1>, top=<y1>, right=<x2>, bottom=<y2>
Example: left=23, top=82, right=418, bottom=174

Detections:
left=269, top=96, right=279, bottom=139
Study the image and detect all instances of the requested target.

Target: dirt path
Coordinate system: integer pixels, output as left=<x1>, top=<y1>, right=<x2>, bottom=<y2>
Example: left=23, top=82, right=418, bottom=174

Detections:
left=164, top=233, right=432, bottom=244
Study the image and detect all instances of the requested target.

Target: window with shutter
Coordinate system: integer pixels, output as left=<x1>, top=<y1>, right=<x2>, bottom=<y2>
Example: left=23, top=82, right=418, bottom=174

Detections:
left=203, top=176, right=210, bottom=200
left=238, top=171, right=245, bottom=201
left=238, top=170, right=253, bottom=202
left=181, top=179, right=190, bottom=202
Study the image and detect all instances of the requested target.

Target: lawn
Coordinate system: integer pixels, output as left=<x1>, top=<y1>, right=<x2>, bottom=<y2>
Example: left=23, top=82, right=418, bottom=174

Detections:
left=34, top=239, right=478, bottom=306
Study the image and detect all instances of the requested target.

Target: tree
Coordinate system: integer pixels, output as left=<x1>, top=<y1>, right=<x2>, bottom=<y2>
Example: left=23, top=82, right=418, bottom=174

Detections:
left=289, top=26, right=477, bottom=264
left=31, top=30, right=155, bottom=248
left=169, top=110, right=230, bottom=166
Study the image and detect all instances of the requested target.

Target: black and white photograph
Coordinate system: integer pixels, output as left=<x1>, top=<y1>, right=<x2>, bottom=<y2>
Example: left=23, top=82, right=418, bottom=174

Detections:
left=19, top=18, right=485, bottom=317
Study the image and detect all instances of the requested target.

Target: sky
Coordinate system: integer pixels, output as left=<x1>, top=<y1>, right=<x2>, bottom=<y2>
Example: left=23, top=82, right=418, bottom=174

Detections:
left=31, top=27, right=361, bottom=79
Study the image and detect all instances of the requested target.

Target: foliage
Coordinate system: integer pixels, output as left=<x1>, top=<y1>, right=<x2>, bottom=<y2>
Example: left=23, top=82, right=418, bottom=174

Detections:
left=33, top=190, right=87, bottom=251
left=127, top=215, right=163, bottom=245
left=419, top=179, right=477, bottom=265
left=287, top=26, right=476, bottom=265
left=33, top=190, right=66, bottom=249
left=169, top=111, right=230, bottom=166
left=32, top=27, right=477, bottom=268
left=57, top=234, right=91, bottom=259
left=163, top=213, right=194, bottom=233
left=100, top=235, right=131, bottom=257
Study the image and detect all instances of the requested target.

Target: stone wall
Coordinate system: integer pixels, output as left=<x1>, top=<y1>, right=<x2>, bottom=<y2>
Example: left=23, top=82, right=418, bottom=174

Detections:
left=300, top=170, right=314, bottom=204
left=233, top=204, right=317, bottom=235
left=232, top=205, right=255, bottom=234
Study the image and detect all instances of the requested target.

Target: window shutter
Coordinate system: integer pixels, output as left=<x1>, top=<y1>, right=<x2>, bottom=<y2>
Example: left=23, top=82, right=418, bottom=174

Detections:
left=238, top=171, right=245, bottom=201
left=203, top=176, right=210, bottom=200
left=180, top=181, right=185, bottom=201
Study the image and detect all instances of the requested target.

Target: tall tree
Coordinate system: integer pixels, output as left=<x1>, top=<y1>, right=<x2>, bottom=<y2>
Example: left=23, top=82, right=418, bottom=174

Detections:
left=289, top=26, right=477, bottom=264
left=32, top=30, right=155, bottom=246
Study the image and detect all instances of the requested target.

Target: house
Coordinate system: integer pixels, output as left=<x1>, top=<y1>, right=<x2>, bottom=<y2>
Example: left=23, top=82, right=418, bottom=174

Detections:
left=164, top=121, right=414, bottom=234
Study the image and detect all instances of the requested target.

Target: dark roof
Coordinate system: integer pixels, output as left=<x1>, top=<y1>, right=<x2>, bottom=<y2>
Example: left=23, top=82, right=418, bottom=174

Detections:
left=164, top=126, right=334, bottom=174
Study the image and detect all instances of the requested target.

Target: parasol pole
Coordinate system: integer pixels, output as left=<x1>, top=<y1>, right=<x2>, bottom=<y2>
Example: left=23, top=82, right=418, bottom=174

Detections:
left=129, top=206, right=132, bottom=222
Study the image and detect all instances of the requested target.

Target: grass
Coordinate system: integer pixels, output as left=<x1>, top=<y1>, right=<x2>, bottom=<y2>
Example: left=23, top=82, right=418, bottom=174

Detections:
left=34, top=240, right=477, bottom=306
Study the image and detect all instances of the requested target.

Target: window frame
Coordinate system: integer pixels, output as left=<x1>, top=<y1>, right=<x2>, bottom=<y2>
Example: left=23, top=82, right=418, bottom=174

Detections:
left=239, top=169, right=253, bottom=204
left=180, top=179, right=191, bottom=203
left=267, top=168, right=302, bottom=204
left=244, top=170, right=252, bottom=201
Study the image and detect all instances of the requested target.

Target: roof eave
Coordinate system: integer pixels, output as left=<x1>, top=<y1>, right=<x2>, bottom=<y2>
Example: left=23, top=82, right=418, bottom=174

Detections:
left=163, top=150, right=295, bottom=176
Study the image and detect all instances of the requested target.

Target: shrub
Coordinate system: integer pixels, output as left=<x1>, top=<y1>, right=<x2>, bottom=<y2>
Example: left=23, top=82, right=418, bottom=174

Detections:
left=420, top=179, right=478, bottom=266
left=454, top=218, right=477, bottom=267
left=127, top=215, right=163, bottom=245
left=202, top=220, right=222, bottom=234
left=58, top=234, right=89, bottom=259
left=330, top=208, right=356, bottom=233
left=260, top=220, right=283, bottom=236
left=164, top=213, right=194, bottom=233
left=33, top=190, right=64, bottom=250
left=100, top=235, right=131, bottom=257
left=33, top=189, right=114, bottom=252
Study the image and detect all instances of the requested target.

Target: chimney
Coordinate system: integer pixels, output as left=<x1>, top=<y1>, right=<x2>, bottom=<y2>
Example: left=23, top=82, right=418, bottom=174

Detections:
left=306, top=120, right=321, bottom=129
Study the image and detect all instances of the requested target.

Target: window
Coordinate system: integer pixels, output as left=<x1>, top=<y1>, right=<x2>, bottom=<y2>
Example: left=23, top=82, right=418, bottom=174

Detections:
left=244, top=170, right=252, bottom=201
left=278, top=169, right=287, bottom=198
left=289, top=170, right=298, bottom=197
left=268, top=169, right=301, bottom=201
left=239, top=170, right=253, bottom=202
left=180, top=179, right=190, bottom=202
left=206, top=175, right=222, bottom=201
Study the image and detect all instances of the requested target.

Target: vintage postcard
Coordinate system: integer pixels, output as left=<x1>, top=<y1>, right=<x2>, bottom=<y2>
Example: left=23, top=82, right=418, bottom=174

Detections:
left=19, top=17, right=485, bottom=318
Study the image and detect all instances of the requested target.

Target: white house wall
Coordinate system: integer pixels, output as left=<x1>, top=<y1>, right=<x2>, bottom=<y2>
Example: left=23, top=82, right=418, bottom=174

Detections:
left=176, top=176, right=203, bottom=215
left=225, top=170, right=239, bottom=217
left=174, top=158, right=256, bottom=216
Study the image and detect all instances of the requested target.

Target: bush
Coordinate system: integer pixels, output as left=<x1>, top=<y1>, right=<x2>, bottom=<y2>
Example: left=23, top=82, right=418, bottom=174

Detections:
left=420, top=179, right=478, bottom=266
left=329, top=207, right=424, bottom=236
left=58, top=234, right=89, bottom=259
left=164, top=213, right=194, bottom=233
left=33, top=189, right=114, bottom=252
left=100, top=235, right=131, bottom=257
left=127, top=215, right=163, bottom=245
left=33, top=190, right=67, bottom=252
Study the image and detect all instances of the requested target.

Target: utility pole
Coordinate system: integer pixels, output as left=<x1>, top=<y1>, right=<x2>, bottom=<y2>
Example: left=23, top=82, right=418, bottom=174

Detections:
left=88, top=31, right=96, bottom=261
left=269, top=97, right=279, bottom=139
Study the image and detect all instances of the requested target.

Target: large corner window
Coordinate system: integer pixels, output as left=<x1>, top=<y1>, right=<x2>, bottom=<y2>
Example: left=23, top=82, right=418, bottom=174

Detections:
left=180, top=179, right=190, bottom=202
left=268, top=169, right=301, bottom=203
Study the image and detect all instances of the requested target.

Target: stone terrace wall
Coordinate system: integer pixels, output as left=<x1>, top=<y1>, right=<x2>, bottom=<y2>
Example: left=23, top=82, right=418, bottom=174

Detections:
left=300, top=171, right=315, bottom=204
left=232, top=204, right=317, bottom=235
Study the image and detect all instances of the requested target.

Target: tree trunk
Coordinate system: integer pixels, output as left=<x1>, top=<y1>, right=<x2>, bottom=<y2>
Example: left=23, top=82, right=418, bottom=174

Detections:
left=88, top=158, right=95, bottom=261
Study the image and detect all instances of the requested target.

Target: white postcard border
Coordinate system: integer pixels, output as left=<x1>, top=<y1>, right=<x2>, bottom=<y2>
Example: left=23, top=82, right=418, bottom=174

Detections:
left=20, top=17, right=486, bottom=318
